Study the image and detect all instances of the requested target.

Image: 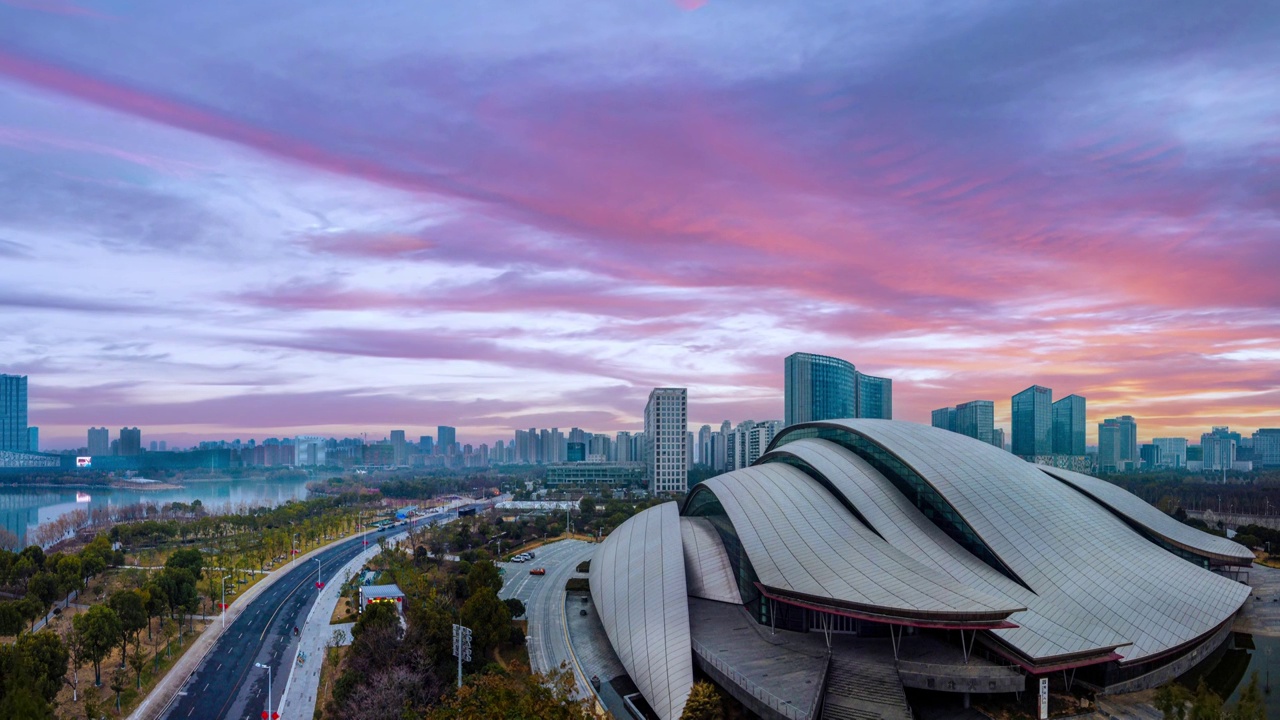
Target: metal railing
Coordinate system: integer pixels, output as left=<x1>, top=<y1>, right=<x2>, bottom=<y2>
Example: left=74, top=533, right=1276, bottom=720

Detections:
left=692, top=638, right=813, bottom=720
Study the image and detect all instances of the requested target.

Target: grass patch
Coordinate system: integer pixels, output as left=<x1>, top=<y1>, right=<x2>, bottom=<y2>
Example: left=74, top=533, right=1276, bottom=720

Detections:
left=316, top=645, right=349, bottom=718
left=565, top=577, right=589, bottom=592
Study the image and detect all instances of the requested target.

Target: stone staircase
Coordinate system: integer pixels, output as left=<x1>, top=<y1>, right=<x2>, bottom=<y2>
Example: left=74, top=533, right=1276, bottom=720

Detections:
left=822, top=654, right=913, bottom=720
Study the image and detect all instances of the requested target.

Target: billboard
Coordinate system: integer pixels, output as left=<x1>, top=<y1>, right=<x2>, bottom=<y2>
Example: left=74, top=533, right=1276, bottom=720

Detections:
left=76, top=456, right=92, bottom=468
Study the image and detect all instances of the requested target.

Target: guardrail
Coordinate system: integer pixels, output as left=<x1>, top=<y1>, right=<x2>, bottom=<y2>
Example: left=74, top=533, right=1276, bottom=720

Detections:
left=691, top=638, right=811, bottom=720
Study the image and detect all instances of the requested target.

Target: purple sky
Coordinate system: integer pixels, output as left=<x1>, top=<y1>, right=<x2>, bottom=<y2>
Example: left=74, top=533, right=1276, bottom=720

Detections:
left=1, top=0, right=1278, bottom=449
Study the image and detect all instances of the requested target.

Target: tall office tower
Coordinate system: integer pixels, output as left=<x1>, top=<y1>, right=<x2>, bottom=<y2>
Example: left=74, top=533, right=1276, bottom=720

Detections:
left=784, top=352, right=856, bottom=426
left=567, top=442, right=586, bottom=462
left=856, top=373, right=893, bottom=419
left=437, top=426, right=456, bottom=455
left=159, top=440, right=167, bottom=451
left=716, top=420, right=731, bottom=472
left=746, top=422, right=781, bottom=466
left=569, top=428, right=586, bottom=445
left=615, top=431, right=634, bottom=463
left=1107, top=415, right=1138, bottom=468
left=1139, top=444, right=1161, bottom=469
left=931, top=407, right=956, bottom=432
left=1011, top=385, right=1053, bottom=457
left=1202, top=427, right=1238, bottom=472
left=87, top=427, right=110, bottom=456
left=27, top=427, right=38, bottom=452
left=390, top=430, right=407, bottom=465
left=1254, top=430, right=1280, bottom=468
left=645, top=387, right=688, bottom=494
left=954, top=401, right=995, bottom=445
left=0, top=374, right=28, bottom=452
left=1051, top=394, right=1087, bottom=456
left=697, top=425, right=712, bottom=465
left=1098, top=421, right=1121, bottom=472
left=119, top=427, right=142, bottom=456
left=1153, top=438, right=1188, bottom=469
left=295, top=436, right=326, bottom=466
left=150, top=440, right=158, bottom=452
left=551, top=428, right=567, bottom=463
left=420, top=435, right=435, bottom=455
left=991, top=428, right=1006, bottom=451
left=687, top=431, right=695, bottom=470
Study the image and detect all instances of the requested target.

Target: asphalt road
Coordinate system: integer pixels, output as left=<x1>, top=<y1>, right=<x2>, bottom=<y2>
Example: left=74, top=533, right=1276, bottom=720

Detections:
left=500, top=539, right=594, bottom=694
left=161, top=526, right=411, bottom=720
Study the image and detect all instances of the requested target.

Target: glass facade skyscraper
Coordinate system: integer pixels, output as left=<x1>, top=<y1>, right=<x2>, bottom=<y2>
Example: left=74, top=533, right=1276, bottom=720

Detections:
left=0, top=374, right=28, bottom=452
left=784, top=352, right=856, bottom=426
left=954, top=400, right=994, bottom=445
left=1051, top=394, right=1087, bottom=456
left=856, top=373, right=893, bottom=420
left=1011, top=385, right=1052, bottom=457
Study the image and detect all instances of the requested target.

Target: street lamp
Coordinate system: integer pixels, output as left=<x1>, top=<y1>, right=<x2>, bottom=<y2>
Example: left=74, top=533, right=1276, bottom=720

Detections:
left=291, top=532, right=301, bottom=567
left=220, top=575, right=233, bottom=629
left=315, top=557, right=324, bottom=590
left=253, top=662, right=276, bottom=720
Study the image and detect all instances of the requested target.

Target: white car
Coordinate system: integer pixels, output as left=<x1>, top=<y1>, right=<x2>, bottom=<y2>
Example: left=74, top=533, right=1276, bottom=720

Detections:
left=512, top=556, right=526, bottom=563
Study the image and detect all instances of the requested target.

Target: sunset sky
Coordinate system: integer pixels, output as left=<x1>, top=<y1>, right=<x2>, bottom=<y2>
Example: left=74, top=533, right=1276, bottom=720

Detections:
left=1, top=1, right=1277, bottom=449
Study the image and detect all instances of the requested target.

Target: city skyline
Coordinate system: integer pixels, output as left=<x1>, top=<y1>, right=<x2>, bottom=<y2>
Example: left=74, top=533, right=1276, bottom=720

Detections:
left=2, top=3, right=1278, bottom=448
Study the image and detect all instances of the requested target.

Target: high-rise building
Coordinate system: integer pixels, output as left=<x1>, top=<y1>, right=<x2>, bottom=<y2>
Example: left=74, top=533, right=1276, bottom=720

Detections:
left=645, top=387, right=687, bottom=494
left=1202, top=427, right=1238, bottom=472
left=1111, top=416, right=1138, bottom=468
left=1254, top=429, right=1280, bottom=468
left=119, top=427, right=142, bottom=456
left=1012, top=385, right=1053, bottom=457
left=27, top=426, right=38, bottom=452
left=419, top=435, right=434, bottom=455
left=954, top=400, right=994, bottom=445
left=1140, top=443, right=1160, bottom=469
left=295, top=436, right=326, bottom=466
left=1153, top=438, right=1188, bottom=469
left=567, top=442, right=586, bottom=462
left=697, top=424, right=712, bottom=465
left=88, top=427, right=110, bottom=456
left=931, top=407, right=956, bottom=432
left=615, top=431, right=634, bottom=463
left=856, top=373, right=893, bottom=420
left=1051, top=394, right=1086, bottom=456
left=1098, top=421, right=1121, bottom=472
left=784, top=352, right=856, bottom=426
left=0, top=374, right=28, bottom=452
left=437, top=426, right=456, bottom=455
left=991, top=428, right=1006, bottom=451
left=390, top=430, right=407, bottom=465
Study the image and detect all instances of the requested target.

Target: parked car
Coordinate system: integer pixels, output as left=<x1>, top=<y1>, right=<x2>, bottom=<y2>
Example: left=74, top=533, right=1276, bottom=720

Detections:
left=511, top=556, right=526, bottom=563
left=530, top=567, right=546, bottom=575
left=527, top=551, right=536, bottom=560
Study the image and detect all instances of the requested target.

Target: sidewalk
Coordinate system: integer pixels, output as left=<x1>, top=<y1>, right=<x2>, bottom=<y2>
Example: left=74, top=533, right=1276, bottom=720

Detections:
left=278, top=535, right=404, bottom=718
left=128, top=531, right=373, bottom=720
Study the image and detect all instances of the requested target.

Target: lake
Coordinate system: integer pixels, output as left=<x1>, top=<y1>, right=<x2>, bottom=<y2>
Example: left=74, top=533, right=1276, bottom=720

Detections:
left=0, top=477, right=313, bottom=545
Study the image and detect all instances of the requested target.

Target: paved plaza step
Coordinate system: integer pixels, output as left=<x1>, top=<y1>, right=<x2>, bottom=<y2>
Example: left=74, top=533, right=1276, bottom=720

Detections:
left=822, top=654, right=913, bottom=720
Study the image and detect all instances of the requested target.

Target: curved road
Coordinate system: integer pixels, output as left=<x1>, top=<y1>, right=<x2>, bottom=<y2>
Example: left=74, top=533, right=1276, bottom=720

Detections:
left=161, top=527, right=410, bottom=720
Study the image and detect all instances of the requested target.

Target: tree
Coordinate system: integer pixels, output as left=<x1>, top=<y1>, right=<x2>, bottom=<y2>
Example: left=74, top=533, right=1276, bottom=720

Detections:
left=1154, top=682, right=1192, bottom=720
left=1190, top=678, right=1223, bottom=720
left=74, top=604, right=122, bottom=686
left=466, top=561, right=503, bottom=598
left=428, top=663, right=593, bottom=720
left=109, top=589, right=149, bottom=667
left=66, top=618, right=88, bottom=701
left=15, top=631, right=69, bottom=703
left=1228, top=672, right=1265, bottom=720
left=129, top=644, right=148, bottom=689
left=681, top=680, right=724, bottom=720
left=502, top=598, right=526, bottom=619
left=579, top=496, right=597, bottom=517
left=459, top=588, right=511, bottom=660
left=165, top=548, right=204, bottom=581
left=110, top=667, right=128, bottom=712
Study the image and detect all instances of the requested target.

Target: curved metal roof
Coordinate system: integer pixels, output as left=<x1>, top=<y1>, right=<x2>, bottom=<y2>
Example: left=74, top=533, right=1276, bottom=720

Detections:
left=590, top=502, right=692, bottom=720
left=1038, top=465, right=1253, bottom=566
left=768, top=420, right=1251, bottom=663
left=679, top=517, right=741, bottom=604
left=694, top=463, right=1024, bottom=623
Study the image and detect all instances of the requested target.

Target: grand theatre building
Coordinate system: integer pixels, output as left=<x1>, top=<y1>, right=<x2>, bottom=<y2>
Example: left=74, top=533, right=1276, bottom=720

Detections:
left=589, top=420, right=1252, bottom=720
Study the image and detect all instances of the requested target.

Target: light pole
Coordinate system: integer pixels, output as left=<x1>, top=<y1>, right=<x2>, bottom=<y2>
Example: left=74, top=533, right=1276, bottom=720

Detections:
left=253, top=662, right=274, bottom=720
left=315, top=557, right=323, bottom=590
left=291, top=532, right=300, bottom=567
left=220, top=575, right=232, bottom=629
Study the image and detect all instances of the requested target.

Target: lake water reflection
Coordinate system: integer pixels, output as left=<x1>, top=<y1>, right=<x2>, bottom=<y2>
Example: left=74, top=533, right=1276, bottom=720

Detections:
left=0, top=477, right=313, bottom=545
